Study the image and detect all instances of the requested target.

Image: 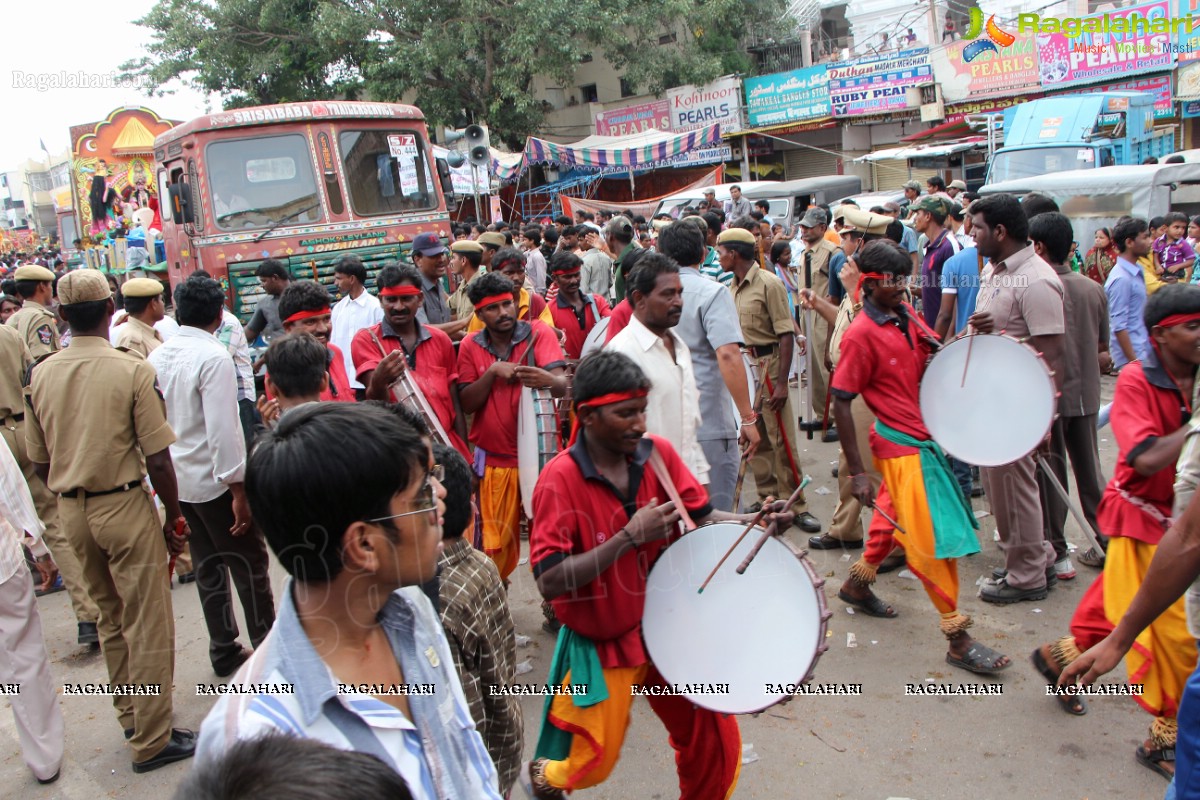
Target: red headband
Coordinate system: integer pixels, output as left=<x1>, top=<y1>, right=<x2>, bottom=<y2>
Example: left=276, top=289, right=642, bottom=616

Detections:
left=284, top=307, right=331, bottom=324
left=856, top=272, right=890, bottom=296
left=551, top=268, right=582, bottom=277
left=568, top=389, right=649, bottom=446
left=1156, top=312, right=1200, bottom=329
left=474, top=293, right=513, bottom=311
left=380, top=285, right=422, bottom=298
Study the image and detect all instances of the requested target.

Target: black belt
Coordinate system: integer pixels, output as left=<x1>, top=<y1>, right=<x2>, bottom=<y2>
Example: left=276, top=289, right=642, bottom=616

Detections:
left=748, top=344, right=777, bottom=357
left=3, top=412, right=23, bottom=422
left=61, top=480, right=140, bottom=499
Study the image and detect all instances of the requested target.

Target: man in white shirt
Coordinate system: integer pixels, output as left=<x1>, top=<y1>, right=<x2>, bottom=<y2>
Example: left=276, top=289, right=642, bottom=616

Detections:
left=149, top=274, right=275, bottom=678
left=0, top=437, right=64, bottom=785
left=606, top=252, right=710, bottom=486
left=331, top=255, right=383, bottom=396
left=578, top=223, right=614, bottom=302
left=520, top=225, right=548, bottom=295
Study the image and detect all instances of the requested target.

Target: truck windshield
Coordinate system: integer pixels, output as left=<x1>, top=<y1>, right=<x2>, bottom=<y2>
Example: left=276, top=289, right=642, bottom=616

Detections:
left=339, top=130, right=436, bottom=215
left=206, top=134, right=323, bottom=231
left=988, top=147, right=1096, bottom=183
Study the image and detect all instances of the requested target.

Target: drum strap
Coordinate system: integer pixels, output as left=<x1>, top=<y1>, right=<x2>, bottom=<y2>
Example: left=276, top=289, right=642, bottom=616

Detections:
left=647, top=445, right=697, bottom=532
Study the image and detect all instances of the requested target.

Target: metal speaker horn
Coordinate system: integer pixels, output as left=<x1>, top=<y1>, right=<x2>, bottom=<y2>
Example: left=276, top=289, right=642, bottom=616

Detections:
left=466, top=124, right=490, bottom=168
left=446, top=151, right=466, bottom=168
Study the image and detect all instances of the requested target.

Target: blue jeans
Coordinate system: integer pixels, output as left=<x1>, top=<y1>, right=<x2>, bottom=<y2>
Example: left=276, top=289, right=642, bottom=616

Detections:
left=1175, top=654, right=1200, bottom=798
left=948, top=456, right=972, bottom=502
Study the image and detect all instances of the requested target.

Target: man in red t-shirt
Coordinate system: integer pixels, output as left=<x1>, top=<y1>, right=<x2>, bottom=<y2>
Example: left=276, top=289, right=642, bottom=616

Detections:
left=545, top=251, right=610, bottom=361
left=457, top=272, right=567, bottom=580
left=277, top=280, right=354, bottom=402
left=524, top=349, right=792, bottom=800
left=1033, top=285, right=1200, bottom=776
left=352, top=264, right=469, bottom=458
left=831, top=240, right=1008, bottom=674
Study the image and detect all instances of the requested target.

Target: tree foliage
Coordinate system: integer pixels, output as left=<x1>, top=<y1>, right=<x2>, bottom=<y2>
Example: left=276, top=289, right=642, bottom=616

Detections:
left=125, top=0, right=780, bottom=144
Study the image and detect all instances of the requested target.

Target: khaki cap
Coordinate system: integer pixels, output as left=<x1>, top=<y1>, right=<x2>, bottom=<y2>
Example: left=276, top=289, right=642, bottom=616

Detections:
left=716, top=228, right=756, bottom=245
left=58, top=269, right=112, bottom=305
left=842, top=207, right=893, bottom=236
left=14, top=264, right=55, bottom=282
left=450, top=240, right=484, bottom=254
left=477, top=232, right=506, bottom=248
left=121, top=277, right=165, bottom=298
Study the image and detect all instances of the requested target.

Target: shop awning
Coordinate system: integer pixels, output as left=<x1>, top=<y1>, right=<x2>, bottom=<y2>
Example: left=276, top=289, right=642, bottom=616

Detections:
left=901, top=118, right=979, bottom=143
left=854, top=137, right=985, bottom=162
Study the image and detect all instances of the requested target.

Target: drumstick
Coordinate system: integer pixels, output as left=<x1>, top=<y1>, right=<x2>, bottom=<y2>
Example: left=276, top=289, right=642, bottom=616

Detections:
left=1035, top=455, right=1105, bottom=554
left=697, top=502, right=770, bottom=594
left=959, top=330, right=975, bottom=388
left=735, top=476, right=812, bottom=575
left=868, top=502, right=907, bottom=535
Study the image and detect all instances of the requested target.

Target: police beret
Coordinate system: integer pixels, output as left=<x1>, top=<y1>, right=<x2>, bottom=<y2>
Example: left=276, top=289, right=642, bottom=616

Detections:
left=716, top=228, right=757, bottom=245
left=841, top=207, right=893, bottom=236
left=450, top=240, right=484, bottom=254
left=476, top=232, right=506, bottom=248
left=13, top=265, right=55, bottom=282
left=121, top=277, right=165, bottom=298
left=57, top=269, right=112, bottom=305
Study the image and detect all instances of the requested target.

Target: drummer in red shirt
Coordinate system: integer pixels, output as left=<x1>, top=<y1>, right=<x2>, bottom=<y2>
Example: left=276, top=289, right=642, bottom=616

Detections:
left=524, top=349, right=793, bottom=800
left=351, top=263, right=470, bottom=458
left=1033, top=284, right=1200, bottom=778
left=546, top=250, right=611, bottom=361
left=458, top=271, right=567, bottom=581
left=276, top=280, right=354, bottom=402
left=830, top=240, right=1009, bottom=674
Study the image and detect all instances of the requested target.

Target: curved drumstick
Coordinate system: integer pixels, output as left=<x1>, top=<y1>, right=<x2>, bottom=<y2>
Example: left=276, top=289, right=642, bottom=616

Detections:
left=735, top=476, right=812, bottom=575
left=696, top=502, right=770, bottom=594
left=868, top=502, right=906, bottom=535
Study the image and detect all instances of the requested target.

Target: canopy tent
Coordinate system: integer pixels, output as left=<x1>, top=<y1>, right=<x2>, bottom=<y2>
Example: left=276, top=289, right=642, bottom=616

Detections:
left=558, top=167, right=722, bottom=222
left=854, top=137, right=985, bottom=163
left=492, top=125, right=723, bottom=182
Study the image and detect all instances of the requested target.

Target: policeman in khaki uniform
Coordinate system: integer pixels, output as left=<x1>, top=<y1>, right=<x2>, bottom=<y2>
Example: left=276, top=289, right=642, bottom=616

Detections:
left=447, top=239, right=484, bottom=321
left=25, top=269, right=197, bottom=773
left=0, top=319, right=100, bottom=645
left=7, top=264, right=59, bottom=360
left=112, top=278, right=166, bottom=358
left=718, top=227, right=821, bottom=533
left=792, top=208, right=843, bottom=437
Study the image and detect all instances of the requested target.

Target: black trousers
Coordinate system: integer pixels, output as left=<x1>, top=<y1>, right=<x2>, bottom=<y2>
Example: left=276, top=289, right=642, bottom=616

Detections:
left=181, top=490, right=275, bottom=671
left=1037, top=413, right=1107, bottom=561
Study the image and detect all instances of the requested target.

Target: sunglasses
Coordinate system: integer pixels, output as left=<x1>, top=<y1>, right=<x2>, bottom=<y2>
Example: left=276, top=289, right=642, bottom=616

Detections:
left=365, top=465, right=444, bottom=524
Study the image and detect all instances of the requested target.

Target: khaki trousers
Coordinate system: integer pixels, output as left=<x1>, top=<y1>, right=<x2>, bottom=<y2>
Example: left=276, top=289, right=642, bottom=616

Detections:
left=798, top=312, right=830, bottom=424
left=982, top=454, right=1056, bottom=590
left=1, top=421, right=98, bottom=625
left=57, top=487, right=176, bottom=761
left=828, top=397, right=883, bottom=542
left=0, top=565, right=64, bottom=781
left=752, top=352, right=808, bottom=513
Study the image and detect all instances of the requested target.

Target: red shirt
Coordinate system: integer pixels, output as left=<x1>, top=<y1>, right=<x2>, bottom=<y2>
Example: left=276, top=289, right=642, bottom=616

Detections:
left=528, top=290, right=548, bottom=321
left=456, top=320, right=566, bottom=466
left=604, top=299, right=633, bottom=344
left=831, top=300, right=933, bottom=458
left=350, top=320, right=469, bottom=458
left=1097, top=357, right=1190, bottom=545
left=547, top=292, right=611, bottom=360
left=530, top=433, right=712, bottom=668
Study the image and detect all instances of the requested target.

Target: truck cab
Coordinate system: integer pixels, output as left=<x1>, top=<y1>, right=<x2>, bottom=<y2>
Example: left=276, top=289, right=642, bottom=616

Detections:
left=154, top=101, right=454, bottom=320
left=984, top=92, right=1174, bottom=185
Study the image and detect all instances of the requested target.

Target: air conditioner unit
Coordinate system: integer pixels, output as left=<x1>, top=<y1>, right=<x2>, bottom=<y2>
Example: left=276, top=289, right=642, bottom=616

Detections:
left=906, top=83, right=944, bottom=122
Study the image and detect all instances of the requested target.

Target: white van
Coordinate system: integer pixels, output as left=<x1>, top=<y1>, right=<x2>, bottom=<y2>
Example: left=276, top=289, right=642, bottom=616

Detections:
left=652, top=181, right=780, bottom=220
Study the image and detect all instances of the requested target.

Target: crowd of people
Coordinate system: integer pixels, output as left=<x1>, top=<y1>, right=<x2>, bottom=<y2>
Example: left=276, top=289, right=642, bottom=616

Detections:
left=1, top=175, right=1199, bottom=800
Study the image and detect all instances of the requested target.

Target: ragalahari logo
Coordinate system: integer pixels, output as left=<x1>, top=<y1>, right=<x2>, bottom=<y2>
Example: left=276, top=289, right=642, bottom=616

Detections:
left=961, top=8, right=1016, bottom=62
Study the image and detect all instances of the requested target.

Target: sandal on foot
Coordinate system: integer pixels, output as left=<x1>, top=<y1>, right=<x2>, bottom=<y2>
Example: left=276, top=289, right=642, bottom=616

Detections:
left=1136, top=745, right=1175, bottom=780
left=877, top=553, right=906, bottom=574
left=946, top=642, right=1011, bottom=675
left=837, top=589, right=898, bottom=618
left=1030, top=648, right=1087, bottom=715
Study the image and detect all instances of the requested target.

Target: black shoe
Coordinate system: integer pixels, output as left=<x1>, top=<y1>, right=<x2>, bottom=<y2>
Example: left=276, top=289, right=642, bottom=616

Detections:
left=176, top=572, right=196, bottom=584
left=807, top=533, right=863, bottom=550
left=821, top=428, right=839, bottom=443
left=77, top=621, right=99, bottom=645
left=126, top=727, right=196, bottom=741
left=35, top=576, right=64, bottom=597
left=990, top=566, right=1058, bottom=589
left=213, top=647, right=251, bottom=678
left=745, top=502, right=763, bottom=514
left=131, top=729, right=196, bottom=773
left=831, top=466, right=839, bottom=478
left=793, top=512, right=822, bottom=533
left=970, top=483, right=985, bottom=498
left=980, top=577, right=1049, bottom=604
left=36, top=769, right=60, bottom=785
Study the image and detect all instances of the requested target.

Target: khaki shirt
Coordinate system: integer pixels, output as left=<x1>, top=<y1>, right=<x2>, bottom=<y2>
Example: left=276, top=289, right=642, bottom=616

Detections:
left=448, top=271, right=481, bottom=321
left=7, top=301, right=59, bottom=360
left=0, top=325, right=32, bottom=418
left=800, top=239, right=840, bottom=297
left=113, top=315, right=164, bottom=360
left=829, top=294, right=860, bottom=368
left=731, top=265, right=793, bottom=347
left=974, top=244, right=1065, bottom=339
left=26, top=336, right=175, bottom=493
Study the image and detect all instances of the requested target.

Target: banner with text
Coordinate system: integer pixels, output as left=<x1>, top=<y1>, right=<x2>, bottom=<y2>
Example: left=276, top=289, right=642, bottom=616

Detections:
left=1052, top=73, right=1175, bottom=118
left=828, top=47, right=932, bottom=118
left=1036, top=0, right=1175, bottom=89
left=667, top=77, right=744, bottom=133
left=932, top=33, right=1041, bottom=103
left=744, top=66, right=831, bottom=127
left=595, top=100, right=671, bottom=136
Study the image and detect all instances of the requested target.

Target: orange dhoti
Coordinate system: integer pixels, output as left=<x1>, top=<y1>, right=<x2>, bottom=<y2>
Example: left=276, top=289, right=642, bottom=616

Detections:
left=479, top=465, right=520, bottom=581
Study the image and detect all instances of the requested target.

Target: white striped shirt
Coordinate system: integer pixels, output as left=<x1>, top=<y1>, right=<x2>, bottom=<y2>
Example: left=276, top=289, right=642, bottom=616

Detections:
left=0, top=434, right=46, bottom=583
left=196, top=579, right=501, bottom=800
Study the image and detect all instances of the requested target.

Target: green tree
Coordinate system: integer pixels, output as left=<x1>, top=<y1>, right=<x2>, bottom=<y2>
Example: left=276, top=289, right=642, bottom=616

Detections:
left=126, top=0, right=781, bottom=144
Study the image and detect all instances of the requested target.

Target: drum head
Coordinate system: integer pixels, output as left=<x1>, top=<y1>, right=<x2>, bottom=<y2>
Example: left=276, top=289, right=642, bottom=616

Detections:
left=920, top=334, right=1055, bottom=467
left=642, top=524, right=826, bottom=714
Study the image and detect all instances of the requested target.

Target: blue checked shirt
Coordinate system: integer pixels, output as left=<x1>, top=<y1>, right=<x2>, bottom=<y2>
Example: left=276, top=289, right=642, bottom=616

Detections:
left=196, top=579, right=501, bottom=799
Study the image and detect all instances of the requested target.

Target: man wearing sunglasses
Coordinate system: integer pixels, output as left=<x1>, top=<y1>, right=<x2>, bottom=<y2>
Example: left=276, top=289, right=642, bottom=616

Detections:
left=196, top=403, right=504, bottom=800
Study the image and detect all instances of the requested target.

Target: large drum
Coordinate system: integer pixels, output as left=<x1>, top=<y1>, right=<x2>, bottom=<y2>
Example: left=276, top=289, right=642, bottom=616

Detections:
left=919, top=333, right=1055, bottom=467
left=642, top=523, right=830, bottom=714
left=518, top=387, right=560, bottom=517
